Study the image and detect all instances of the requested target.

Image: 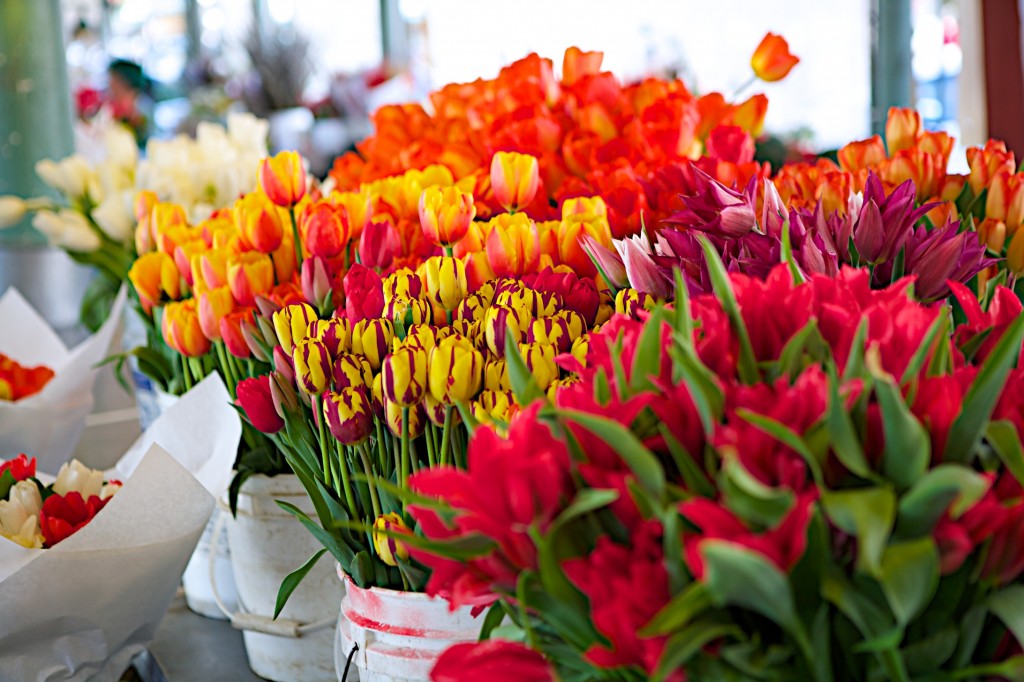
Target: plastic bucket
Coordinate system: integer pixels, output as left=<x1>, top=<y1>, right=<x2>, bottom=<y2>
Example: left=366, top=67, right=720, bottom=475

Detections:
left=335, top=567, right=481, bottom=682
left=214, top=474, right=342, bottom=682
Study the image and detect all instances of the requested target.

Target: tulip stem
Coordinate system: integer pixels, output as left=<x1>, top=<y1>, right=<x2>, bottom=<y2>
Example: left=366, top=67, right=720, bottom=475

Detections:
left=424, top=423, right=437, bottom=467
left=733, top=73, right=758, bottom=99
left=358, top=443, right=382, bottom=519
left=289, top=207, right=303, bottom=272
left=439, top=406, right=454, bottom=467
left=214, top=342, right=237, bottom=398
left=374, top=419, right=388, bottom=473
left=181, top=355, right=193, bottom=392
left=400, top=407, right=411, bottom=489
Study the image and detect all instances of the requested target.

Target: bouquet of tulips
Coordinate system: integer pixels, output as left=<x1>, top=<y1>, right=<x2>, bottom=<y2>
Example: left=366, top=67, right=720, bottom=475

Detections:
left=406, top=242, right=1024, bottom=682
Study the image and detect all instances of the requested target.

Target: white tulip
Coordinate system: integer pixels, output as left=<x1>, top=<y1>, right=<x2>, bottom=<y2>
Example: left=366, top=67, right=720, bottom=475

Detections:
left=104, top=124, right=138, bottom=169
left=227, top=112, right=270, bottom=154
left=0, top=196, right=27, bottom=228
left=35, top=155, right=95, bottom=200
left=33, top=209, right=101, bottom=252
left=0, top=490, right=43, bottom=549
left=91, top=191, right=134, bottom=242
left=53, top=459, right=104, bottom=499
left=99, top=481, right=122, bottom=501
left=8, top=480, right=42, bottom=517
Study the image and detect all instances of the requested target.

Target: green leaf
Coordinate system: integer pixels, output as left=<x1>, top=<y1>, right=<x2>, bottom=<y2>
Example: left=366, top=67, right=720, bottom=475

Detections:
left=551, top=488, right=620, bottom=529
left=668, top=344, right=723, bottom=434
left=903, top=623, right=958, bottom=675
left=631, top=306, right=668, bottom=391
left=640, top=581, right=713, bottom=636
left=505, top=329, right=544, bottom=406
left=349, top=550, right=375, bottom=587
left=776, top=320, right=825, bottom=380
left=652, top=622, right=738, bottom=682
left=275, top=500, right=357, bottom=570
left=673, top=268, right=695, bottom=354
left=878, top=538, right=939, bottom=626
left=843, top=318, right=869, bottom=381
left=987, top=420, right=1024, bottom=488
left=701, top=541, right=811, bottom=659
left=0, top=470, right=16, bottom=501
left=874, top=377, right=930, bottom=490
left=900, top=312, right=946, bottom=385
left=719, top=453, right=796, bottom=527
left=943, top=313, right=1024, bottom=462
left=697, top=235, right=760, bottom=384
left=826, top=367, right=871, bottom=478
left=558, top=409, right=665, bottom=499
left=990, top=585, right=1024, bottom=649
left=274, top=549, right=327, bottom=618
left=660, top=425, right=716, bottom=499
left=477, top=601, right=507, bottom=642
left=896, top=464, right=990, bottom=538
left=735, top=409, right=822, bottom=484
left=780, top=220, right=806, bottom=285
left=821, top=487, right=896, bottom=576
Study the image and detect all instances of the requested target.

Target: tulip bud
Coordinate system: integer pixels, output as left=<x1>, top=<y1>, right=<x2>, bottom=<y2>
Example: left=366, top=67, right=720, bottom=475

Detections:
left=351, top=318, right=395, bottom=370
left=473, top=389, right=518, bottom=425
left=196, top=286, right=235, bottom=342
left=323, top=388, right=374, bottom=445
left=301, top=256, right=334, bottom=308
left=300, top=199, right=350, bottom=258
left=228, top=252, right=275, bottom=307
left=273, top=303, right=318, bottom=354
left=484, top=305, right=528, bottom=356
left=273, top=345, right=296, bottom=384
left=490, top=151, right=541, bottom=213
left=486, top=213, right=541, bottom=278
left=270, top=371, right=299, bottom=419
left=199, top=249, right=231, bottom=290
left=614, top=288, right=655, bottom=317
left=495, top=286, right=537, bottom=315
left=222, top=308, right=258, bottom=359
left=884, top=107, right=922, bottom=156
left=332, top=353, right=373, bottom=391
left=129, top=251, right=182, bottom=310
left=1008, top=229, right=1024, bottom=275
left=237, top=375, right=285, bottom=434
left=372, top=512, right=410, bottom=566
left=258, top=150, right=306, bottom=207
left=382, top=346, right=429, bottom=407
left=456, top=293, right=489, bottom=323
left=978, top=218, right=1008, bottom=254
left=428, top=336, right=484, bottom=403
left=967, top=140, right=1016, bottom=196
left=562, top=195, right=608, bottom=220
left=421, top=256, right=468, bottom=311
left=750, top=32, right=800, bottom=82
left=162, top=300, right=212, bottom=357
left=0, top=196, right=28, bottom=229
left=292, top=339, right=332, bottom=394
left=235, top=191, right=286, bottom=253
left=308, top=318, right=349, bottom=357
left=386, top=295, right=431, bottom=327
left=359, top=216, right=401, bottom=269
left=384, top=395, right=426, bottom=438
left=483, top=358, right=510, bottom=391
left=519, top=342, right=559, bottom=390
left=986, top=171, right=1024, bottom=229
left=418, top=185, right=477, bottom=247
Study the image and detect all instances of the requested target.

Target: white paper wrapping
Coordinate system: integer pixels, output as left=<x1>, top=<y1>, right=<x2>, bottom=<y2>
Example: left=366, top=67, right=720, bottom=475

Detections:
left=0, top=287, right=127, bottom=474
left=0, top=374, right=241, bottom=681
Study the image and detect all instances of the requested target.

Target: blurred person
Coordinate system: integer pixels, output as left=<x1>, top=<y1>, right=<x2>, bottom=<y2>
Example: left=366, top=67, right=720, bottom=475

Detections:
left=107, top=59, right=154, bottom=146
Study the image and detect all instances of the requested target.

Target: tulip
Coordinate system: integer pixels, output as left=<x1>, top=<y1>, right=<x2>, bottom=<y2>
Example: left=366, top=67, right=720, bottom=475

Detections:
left=750, top=32, right=800, bottom=82
left=884, top=107, right=922, bottom=156
left=473, top=389, right=519, bottom=425
left=300, top=199, right=350, bottom=258
left=236, top=191, right=286, bottom=253
left=358, top=216, right=402, bottom=269
left=978, top=217, right=1008, bottom=255
left=163, top=300, right=212, bottom=357
left=351, top=318, right=395, bottom=370
left=308, top=317, right=349, bottom=357
left=384, top=394, right=426, bottom=438
left=0, top=492, right=43, bottom=549
left=490, top=151, right=541, bottom=213
left=403, top=324, right=438, bottom=352
left=837, top=135, right=887, bottom=173
left=270, top=370, right=299, bottom=420
left=421, top=256, right=468, bottom=311
left=331, top=191, right=372, bottom=240
left=372, top=512, right=411, bottom=566
left=386, top=295, right=431, bottom=327
left=419, top=185, right=476, bottom=247
left=465, top=251, right=497, bottom=292
left=528, top=317, right=572, bottom=353
left=0, top=196, right=28, bottom=229
left=273, top=303, right=318, bottom=354
left=614, top=288, right=655, bottom=317
left=258, top=150, right=306, bottom=207
left=31, top=209, right=101, bottom=252
left=571, top=334, right=590, bottom=367
left=519, top=342, right=559, bottom=390
left=580, top=234, right=628, bottom=289
left=292, top=338, right=332, bottom=394
left=456, top=293, right=489, bottom=323
left=382, top=346, right=428, bottom=407
left=323, top=388, right=374, bottom=445
left=228, top=252, right=275, bottom=307
left=558, top=214, right=612, bottom=277
left=1008, top=229, right=1024, bottom=275
left=174, top=239, right=207, bottom=289
left=199, top=249, right=231, bottom=290
left=615, top=235, right=674, bottom=298
left=879, top=149, right=942, bottom=202
left=301, top=256, right=334, bottom=308
left=429, top=336, right=484, bottom=404
left=986, top=171, right=1024, bottom=229
left=221, top=308, right=256, bottom=359
left=967, top=140, right=1016, bottom=196
left=344, top=264, right=386, bottom=324
left=150, top=203, right=190, bottom=251
left=198, top=286, right=235, bottom=341
left=483, top=358, right=511, bottom=391
left=486, top=213, right=541, bottom=277
left=237, top=375, right=285, bottom=433
left=35, top=154, right=93, bottom=199
left=384, top=268, right=422, bottom=300
left=332, top=353, right=373, bottom=390
left=53, top=459, right=103, bottom=499
left=547, top=375, right=580, bottom=402
left=129, top=251, right=181, bottom=310
left=484, top=304, right=528, bottom=356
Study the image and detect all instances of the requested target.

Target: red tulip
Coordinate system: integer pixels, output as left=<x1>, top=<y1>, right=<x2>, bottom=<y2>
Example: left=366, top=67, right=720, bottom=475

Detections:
left=39, top=491, right=110, bottom=547
left=237, top=375, right=285, bottom=433
left=431, top=640, right=554, bottom=682
left=0, top=454, right=35, bottom=481
left=343, top=264, right=385, bottom=323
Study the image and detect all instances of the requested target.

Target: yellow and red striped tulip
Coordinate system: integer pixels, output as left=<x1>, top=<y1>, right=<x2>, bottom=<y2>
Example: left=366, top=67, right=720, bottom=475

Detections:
left=420, top=256, right=468, bottom=311
left=382, top=346, right=428, bottom=407
left=418, top=185, right=476, bottom=247
left=227, top=252, right=275, bottom=307
left=351, top=318, right=395, bottom=370
left=323, top=388, right=373, bottom=445
left=428, top=336, right=484, bottom=404
left=519, top=342, right=559, bottom=390
left=292, top=338, right=332, bottom=394
left=486, top=213, right=541, bottom=278
left=258, top=150, right=306, bottom=208
left=332, top=352, right=373, bottom=391
left=372, top=512, right=411, bottom=566
left=273, top=303, right=318, bottom=354
left=490, top=151, right=541, bottom=214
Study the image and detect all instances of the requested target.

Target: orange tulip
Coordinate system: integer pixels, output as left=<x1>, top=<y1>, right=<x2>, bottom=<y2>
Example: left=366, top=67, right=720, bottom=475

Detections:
left=418, top=185, right=476, bottom=247
left=837, top=136, right=887, bottom=173
left=464, top=252, right=496, bottom=292
left=330, top=191, right=372, bottom=240
left=917, top=130, right=954, bottom=167
left=966, top=140, right=1017, bottom=196
left=879, top=150, right=943, bottom=202
left=199, top=249, right=231, bottom=290
left=924, top=200, right=957, bottom=228
left=236, top=191, right=287, bottom=253
left=300, top=199, right=350, bottom=258
left=986, top=171, right=1024, bottom=229
left=562, top=46, right=603, bottom=86
left=485, top=214, right=541, bottom=278
left=258, top=150, right=306, bottom=208
left=227, top=252, right=275, bottom=307
left=490, top=152, right=541, bottom=214
left=272, top=234, right=297, bottom=284
left=162, top=300, right=211, bottom=357
left=173, top=239, right=207, bottom=287
left=750, top=33, right=800, bottom=82
left=221, top=307, right=256, bottom=359
left=129, top=251, right=181, bottom=310
left=884, top=107, right=922, bottom=156
left=133, top=191, right=159, bottom=254
left=558, top=214, right=612, bottom=277
left=977, top=217, right=1008, bottom=254
left=726, top=94, right=769, bottom=138
left=451, top=220, right=487, bottom=259
left=198, top=286, right=235, bottom=341
left=536, top=220, right=561, bottom=266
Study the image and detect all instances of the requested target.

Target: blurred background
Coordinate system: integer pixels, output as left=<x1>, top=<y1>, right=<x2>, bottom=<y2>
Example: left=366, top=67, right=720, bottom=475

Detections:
left=1, top=0, right=1021, bottom=333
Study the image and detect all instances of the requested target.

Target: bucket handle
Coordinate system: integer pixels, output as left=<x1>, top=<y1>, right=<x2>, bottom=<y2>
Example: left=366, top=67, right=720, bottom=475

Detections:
left=208, top=507, right=336, bottom=637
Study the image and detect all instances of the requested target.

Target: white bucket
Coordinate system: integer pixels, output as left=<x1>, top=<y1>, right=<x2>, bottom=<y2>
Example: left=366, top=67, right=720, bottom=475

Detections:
left=214, top=474, right=342, bottom=682
left=335, top=567, right=481, bottom=682
left=182, top=506, right=239, bottom=619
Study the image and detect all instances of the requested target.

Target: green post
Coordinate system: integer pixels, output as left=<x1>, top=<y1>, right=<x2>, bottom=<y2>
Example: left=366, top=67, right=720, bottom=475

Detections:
left=871, top=0, right=913, bottom=137
left=0, top=0, right=76, bottom=245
